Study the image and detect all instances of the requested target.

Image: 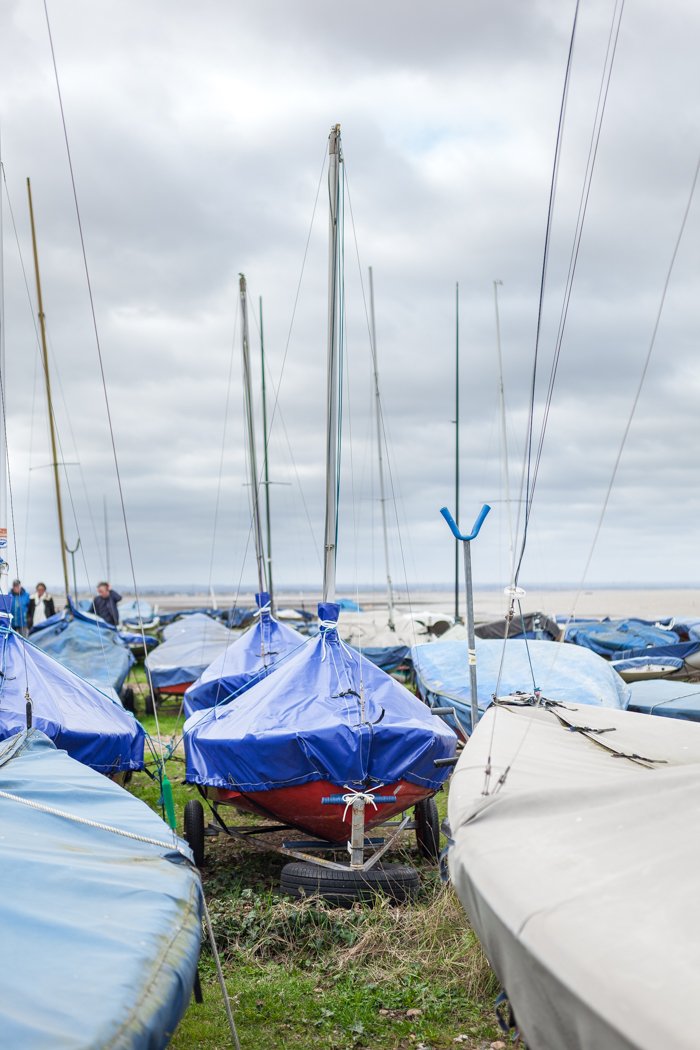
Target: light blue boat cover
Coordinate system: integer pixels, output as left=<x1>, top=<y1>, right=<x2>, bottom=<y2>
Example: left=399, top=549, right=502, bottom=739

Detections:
left=412, top=638, right=630, bottom=734
left=627, top=679, right=700, bottom=721
left=183, top=592, right=303, bottom=718
left=611, top=656, right=684, bottom=673
left=566, top=619, right=679, bottom=656
left=0, top=729, right=201, bottom=1049
left=351, top=644, right=411, bottom=674
left=184, top=603, right=457, bottom=792
left=0, top=619, right=145, bottom=773
left=30, top=605, right=135, bottom=695
left=147, top=614, right=234, bottom=690
left=618, top=640, right=700, bottom=663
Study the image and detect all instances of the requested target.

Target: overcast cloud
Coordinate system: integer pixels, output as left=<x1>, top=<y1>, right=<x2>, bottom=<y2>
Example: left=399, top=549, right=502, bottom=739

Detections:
left=1, top=0, right=700, bottom=599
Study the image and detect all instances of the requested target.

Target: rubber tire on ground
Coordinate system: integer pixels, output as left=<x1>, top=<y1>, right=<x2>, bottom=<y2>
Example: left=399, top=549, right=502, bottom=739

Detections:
left=121, top=686, right=136, bottom=713
left=144, top=690, right=157, bottom=716
left=414, top=797, right=441, bottom=861
left=184, top=800, right=206, bottom=868
left=280, top=861, right=420, bottom=905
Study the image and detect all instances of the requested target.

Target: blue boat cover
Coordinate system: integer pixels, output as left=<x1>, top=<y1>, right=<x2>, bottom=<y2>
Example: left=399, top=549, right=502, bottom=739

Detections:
left=0, top=620, right=144, bottom=773
left=0, top=729, right=201, bottom=1048
left=147, top=615, right=235, bottom=690
left=627, top=679, right=700, bottom=721
left=30, top=611, right=134, bottom=695
left=183, top=592, right=304, bottom=718
left=185, top=603, right=456, bottom=792
left=412, top=638, right=630, bottom=734
left=566, top=619, right=679, bottom=656
left=350, top=644, right=411, bottom=673
left=611, top=656, right=684, bottom=673
left=618, top=640, right=700, bottom=663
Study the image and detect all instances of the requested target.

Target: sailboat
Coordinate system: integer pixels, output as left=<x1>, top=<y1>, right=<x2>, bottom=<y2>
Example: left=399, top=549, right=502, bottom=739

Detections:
left=183, top=126, right=456, bottom=875
left=182, top=275, right=303, bottom=720
left=0, top=180, right=145, bottom=773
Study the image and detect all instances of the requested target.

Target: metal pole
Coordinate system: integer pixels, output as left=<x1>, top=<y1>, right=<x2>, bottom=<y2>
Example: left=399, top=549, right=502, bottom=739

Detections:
left=239, top=275, right=266, bottom=595
left=26, top=178, right=70, bottom=600
left=66, top=538, right=80, bottom=603
left=493, top=279, right=514, bottom=575
left=462, top=541, right=479, bottom=733
left=322, top=125, right=342, bottom=604
left=368, top=266, right=394, bottom=629
left=259, top=295, right=274, bottom=610
left=454, top=282, right=460, bottom=623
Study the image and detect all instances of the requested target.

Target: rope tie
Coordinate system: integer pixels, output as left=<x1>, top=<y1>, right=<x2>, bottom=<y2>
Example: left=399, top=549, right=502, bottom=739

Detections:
left=340, top=785, right=384, bottom=822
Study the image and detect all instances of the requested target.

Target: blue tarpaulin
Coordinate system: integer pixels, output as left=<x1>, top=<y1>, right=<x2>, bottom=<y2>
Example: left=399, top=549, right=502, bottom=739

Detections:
left=351, top=644, right=411, bottom=673
left=184, top=592, right=304, bottom=717
left=147, top=614, right=235, bottom=690
left=30, top=603, right=134, bottom=695
left=185, top=603, right=457, bottom=792
left=0, top=620, right=144, bottom=774
left=627, top=679, right=700, bottom=721
left=412, top=638, right=630, bottom=734
left=618, top=640, right=700, bottom=663
left=566, top=619, right=679, bottom=656
left=0, top=729, right=201, bottom=1048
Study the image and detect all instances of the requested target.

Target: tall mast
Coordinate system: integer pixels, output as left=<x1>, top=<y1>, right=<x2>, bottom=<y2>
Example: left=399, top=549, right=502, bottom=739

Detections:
left=239, top=274, right=266, bottom=595
left=493, top=279, right=514, bottom=577
left=27, top=178, right=70, bottom=599
left=259, top=295, right=274, bottom=608
left=368, top=266, right=394, bottom=629
left=322, top=125, right=342, bottom=604
left=454, top=282, right=460, bottom=623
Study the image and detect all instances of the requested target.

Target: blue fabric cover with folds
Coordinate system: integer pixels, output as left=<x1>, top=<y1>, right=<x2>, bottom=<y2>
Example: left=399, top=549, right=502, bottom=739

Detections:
left=0, top=730, right=201, bottom=1049
left=185, top=603, right=456, bottom=792
left=147, top=614, right=234, bottom=689
left=627, top=679, right=700, bottom=721
left=0, top=621, right=144, bottom=773
left=566, top=619, right=678, bottom=656
left=30, top=604, right=134, bottom=695
left=184, top=592, right=303, bottom=717
left=412, top=638, right=630, bottom=734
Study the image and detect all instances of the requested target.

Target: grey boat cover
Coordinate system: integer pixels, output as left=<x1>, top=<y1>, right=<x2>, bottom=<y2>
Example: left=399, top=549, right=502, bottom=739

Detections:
left=448, top=701, right=700, bottom=1050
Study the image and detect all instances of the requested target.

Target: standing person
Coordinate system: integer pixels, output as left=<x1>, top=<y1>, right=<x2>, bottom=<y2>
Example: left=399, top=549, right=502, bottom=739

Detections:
left=9, top=579, right=30, bottom=635
left=92, top=581, right=122, bottom=626
left=27, top=582, right=55, bottom=630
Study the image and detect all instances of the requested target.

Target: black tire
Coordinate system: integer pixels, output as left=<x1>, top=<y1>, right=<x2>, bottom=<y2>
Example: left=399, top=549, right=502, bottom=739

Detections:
left=414, top=797, right=441, bottom=861
left=184, top=800, right=206, bottom=868
left=144, top=690, right=156, bottom=716
left=121, top=687, right=136, bottom=713
left=280, top=861, right=420, bottom=905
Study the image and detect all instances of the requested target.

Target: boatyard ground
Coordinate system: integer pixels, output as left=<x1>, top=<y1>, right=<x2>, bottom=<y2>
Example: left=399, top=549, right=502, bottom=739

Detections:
left=131, top=700, right=501, bottom=1050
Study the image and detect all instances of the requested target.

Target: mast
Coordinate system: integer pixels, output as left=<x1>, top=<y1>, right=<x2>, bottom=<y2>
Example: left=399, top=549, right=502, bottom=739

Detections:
left=368, top=266, right=394, bottom=629
left=322, top=124, right=342, bottom=604
left=259, top=295, right=274, bottom=608
left=27, top=178, right=70, bottom=600
left=493, top=279, right=514, bottom=576
left=239, top=274, right=266, bottom=595
left=454, top=282, right=460, bottom=623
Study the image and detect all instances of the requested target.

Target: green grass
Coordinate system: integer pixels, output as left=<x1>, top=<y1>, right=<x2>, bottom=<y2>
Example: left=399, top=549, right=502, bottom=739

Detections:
left=125, top=676, right=500, bottom=1049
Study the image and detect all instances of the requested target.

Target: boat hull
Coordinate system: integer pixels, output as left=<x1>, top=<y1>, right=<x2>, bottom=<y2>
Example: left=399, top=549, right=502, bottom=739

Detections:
left=211, top=777, right=432, bottom=842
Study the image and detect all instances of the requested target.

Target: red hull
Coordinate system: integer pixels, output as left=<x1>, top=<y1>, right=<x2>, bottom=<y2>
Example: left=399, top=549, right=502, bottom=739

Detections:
left=211, top=778, right=431, bottom=843
left=155, top=681, right=192, bottom=696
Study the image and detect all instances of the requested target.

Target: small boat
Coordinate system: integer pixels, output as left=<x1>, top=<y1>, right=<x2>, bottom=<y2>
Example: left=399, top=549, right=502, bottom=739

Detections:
left=412, top=636, right=629, bottom=735
left=565, top=618, right=678, bottom=655
left=184, top=128, right=457, bottom=888
left=119, top=598, right=161, bottom=631
left=0, top=728, right=202, bottom=1048
left=610, top=654, right=684, bottom=682
left=447, top=701, right=700, bottom=1050
left=185, top=601, right=456, bottom=843
left=0, top=614, right=145, bottom=775
left=146, top=613, right=237, bottom=697
left=627, top=678, right=700, bottom=720
left=30, top=600, right=135, bottom=705
left=183, top=591, right=302, bottom=718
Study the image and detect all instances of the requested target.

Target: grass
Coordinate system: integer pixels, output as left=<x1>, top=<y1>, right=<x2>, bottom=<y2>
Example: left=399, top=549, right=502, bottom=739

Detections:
left=125, top=677, right=501, bottom=1050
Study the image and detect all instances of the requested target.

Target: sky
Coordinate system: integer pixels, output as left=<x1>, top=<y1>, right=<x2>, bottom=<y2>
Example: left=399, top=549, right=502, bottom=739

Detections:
left=1, top=0, right=700, bottom=598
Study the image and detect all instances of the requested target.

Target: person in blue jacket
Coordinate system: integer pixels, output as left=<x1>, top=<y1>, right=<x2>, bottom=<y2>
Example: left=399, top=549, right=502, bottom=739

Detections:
left=92, top=581, right=122, bottom=626
left=10, top=579, right=30, bottom=635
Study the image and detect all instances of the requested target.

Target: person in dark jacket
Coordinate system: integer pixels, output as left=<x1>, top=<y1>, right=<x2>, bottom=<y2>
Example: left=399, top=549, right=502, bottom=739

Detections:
left=92, top=582, right=122, bottom=626
left=27, top=582, right=56, bottom=629
left=9, top=579, right=30, bottom=635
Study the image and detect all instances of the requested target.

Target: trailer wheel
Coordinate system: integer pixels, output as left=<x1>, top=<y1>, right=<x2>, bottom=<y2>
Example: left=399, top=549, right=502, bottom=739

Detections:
left=144, top=690, right=157, bottom=716
left=280, top=861, right=420, bottom=905
left=414, top=797, right=441, bottom=861
left=184, top=800, right=206, bottom=868
left=121, top=687, right=136, bottom=713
